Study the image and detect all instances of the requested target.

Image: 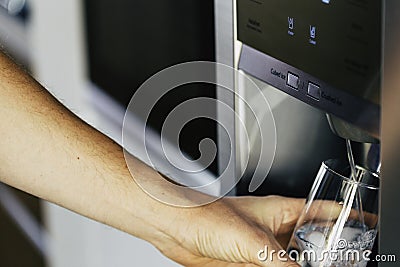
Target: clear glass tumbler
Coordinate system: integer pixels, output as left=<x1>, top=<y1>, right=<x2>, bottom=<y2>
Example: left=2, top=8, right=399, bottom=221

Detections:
left=287, top=159, right=380, bottom=267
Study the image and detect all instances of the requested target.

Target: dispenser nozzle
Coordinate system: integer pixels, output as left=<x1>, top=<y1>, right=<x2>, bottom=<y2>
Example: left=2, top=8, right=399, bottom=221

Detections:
left=327, top=114, right=380, bottom=144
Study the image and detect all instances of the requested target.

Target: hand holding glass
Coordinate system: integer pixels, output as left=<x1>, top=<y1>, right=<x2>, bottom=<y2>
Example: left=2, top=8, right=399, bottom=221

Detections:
left=287, top=159, right=380, bottom=267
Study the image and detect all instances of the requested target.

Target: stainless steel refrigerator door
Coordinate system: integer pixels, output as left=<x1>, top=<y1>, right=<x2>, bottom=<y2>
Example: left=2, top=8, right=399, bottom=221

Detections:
left=380, top=0, right=400, bottom=264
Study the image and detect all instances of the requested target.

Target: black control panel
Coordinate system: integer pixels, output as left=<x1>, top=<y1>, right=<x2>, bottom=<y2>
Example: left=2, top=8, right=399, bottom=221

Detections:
left=237, top=0, right=382, bottom=136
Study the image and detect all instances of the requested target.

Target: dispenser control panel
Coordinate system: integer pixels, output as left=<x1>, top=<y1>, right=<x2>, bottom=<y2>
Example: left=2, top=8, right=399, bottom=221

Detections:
left=237, top=0, right=382, bottom=136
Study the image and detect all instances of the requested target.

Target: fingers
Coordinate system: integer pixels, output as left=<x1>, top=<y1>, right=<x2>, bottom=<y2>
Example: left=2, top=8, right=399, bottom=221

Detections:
left=158, top=197, right=302, bottom=267
left=269, top=197, right=306, bottom=234
left=189, top=259, right=298, bottom=267
left=205, top=199, right=299, bottom=267
left=187, top=258, right=260, bottom=267
left=303, top=200, right=379, bottom=227
left=243, top=225, right=300, bottom=267
left=303, top=200, right=343, bottom=221
left=225, top=196, right=306, bottom=235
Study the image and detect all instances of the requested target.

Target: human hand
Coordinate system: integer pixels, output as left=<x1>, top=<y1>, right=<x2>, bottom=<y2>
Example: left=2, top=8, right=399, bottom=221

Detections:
left=149, top=196, right=305, bottom=267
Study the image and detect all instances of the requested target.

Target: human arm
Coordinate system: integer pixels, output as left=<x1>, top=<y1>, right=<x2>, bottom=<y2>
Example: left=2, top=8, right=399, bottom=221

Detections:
left=0, top=51, right=302, bottom=266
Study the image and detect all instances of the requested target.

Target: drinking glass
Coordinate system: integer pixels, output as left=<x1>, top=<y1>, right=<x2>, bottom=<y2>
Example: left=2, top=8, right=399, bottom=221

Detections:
left=287, top=159, right=380, bottom=267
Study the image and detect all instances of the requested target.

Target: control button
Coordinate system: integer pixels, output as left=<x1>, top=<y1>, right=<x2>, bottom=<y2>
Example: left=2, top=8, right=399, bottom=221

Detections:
left=288, top=17, right=294, bottom=36
left=287, top=72, right=299, bottom=89
left=309, top=25, right=317, bottom=45
left=288, top=17, right=294, bottom=30
left=307, top=82, right=321, bottom=100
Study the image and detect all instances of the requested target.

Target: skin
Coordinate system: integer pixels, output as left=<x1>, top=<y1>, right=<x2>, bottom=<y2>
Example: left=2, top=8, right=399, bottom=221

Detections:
left=0, top=51, right=304, bottom=267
